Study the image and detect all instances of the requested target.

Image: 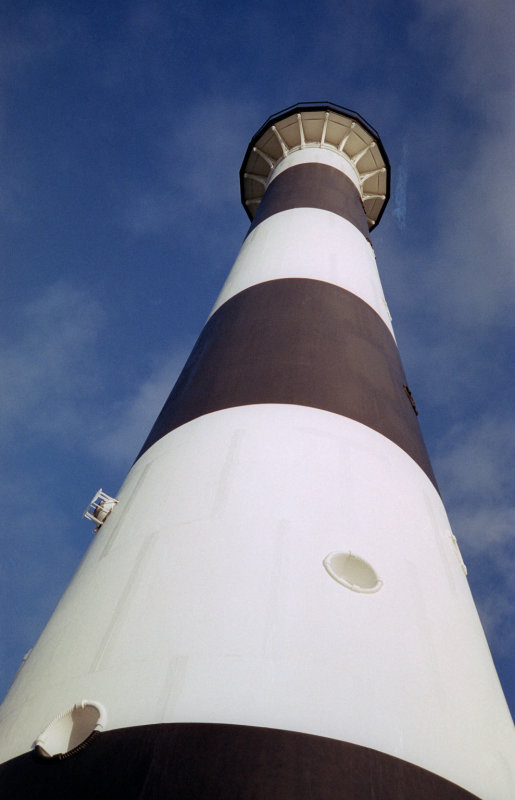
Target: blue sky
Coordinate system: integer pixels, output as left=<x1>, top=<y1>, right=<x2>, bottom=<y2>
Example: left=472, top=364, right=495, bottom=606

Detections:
left=1, top=0, right=514, bottom=720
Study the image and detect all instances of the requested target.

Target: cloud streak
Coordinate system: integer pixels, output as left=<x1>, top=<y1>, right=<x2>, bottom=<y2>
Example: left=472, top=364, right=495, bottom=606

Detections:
left=1, top=283, right=105, bottom=443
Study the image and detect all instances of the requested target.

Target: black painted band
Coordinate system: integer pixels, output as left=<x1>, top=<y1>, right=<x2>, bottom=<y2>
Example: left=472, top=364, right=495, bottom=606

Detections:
left=247, top=162, right=370, bottom=239
left=136, top=278, right=436, bottom=488
left=0, top=722, right=479, bottom=799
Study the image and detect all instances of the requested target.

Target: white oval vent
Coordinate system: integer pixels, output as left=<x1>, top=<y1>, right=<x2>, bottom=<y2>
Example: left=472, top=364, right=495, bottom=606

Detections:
left=323, top=551, right=382, bottom=593
left=35, top=700, right=107, bottom=759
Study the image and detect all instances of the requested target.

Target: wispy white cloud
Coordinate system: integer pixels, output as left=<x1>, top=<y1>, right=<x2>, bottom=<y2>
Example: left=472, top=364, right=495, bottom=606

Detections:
left=95, top=352, right=187, bottom=469
left=123, top=192, right=182, bottom=236
left=434, top=413, right=515, bottom=652
left=122, top=94, right=257, bottom=239
left=0, top=278, right=191, bottom=472
left=0, top=281, right=188, bottom=676
left=0, top=8, right=80, bottom=225
left=371, top=3, right=515, bottom=669
left=435, top=416, right=513, bottom=511
left=406, top=0, right=515, bottom=326
left=0, top=282, right=105, bottom=444
left=0, top=6, right=78, bottom=75
left=415, top=0, right=514, bottom=107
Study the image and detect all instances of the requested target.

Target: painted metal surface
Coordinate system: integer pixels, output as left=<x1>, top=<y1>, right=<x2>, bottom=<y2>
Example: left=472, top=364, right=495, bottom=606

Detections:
left=0, top=105, right=513, bottom=800
left=135, top=279, right=436, bottom=486
left=240, top=103, right=389, bottom=228
left=246, top=163, right=370, bottom=239
left=0, top=723, right=481, bottom=799
left=211, top=207, right=394, bottom=332
left=1, top=406, right=513, bottom=796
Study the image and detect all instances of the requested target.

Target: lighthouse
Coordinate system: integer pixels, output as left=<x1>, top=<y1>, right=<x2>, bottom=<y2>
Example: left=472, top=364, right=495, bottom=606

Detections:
left=0, top=102, right=513, bottom=798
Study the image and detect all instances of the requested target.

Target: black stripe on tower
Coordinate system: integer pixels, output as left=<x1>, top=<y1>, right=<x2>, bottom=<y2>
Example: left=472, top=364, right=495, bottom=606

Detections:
left=246, top=163, right=370, bottom=239
left=136, top=278, right=437, bottom=489
left=0, top=723, right=479, bottom=799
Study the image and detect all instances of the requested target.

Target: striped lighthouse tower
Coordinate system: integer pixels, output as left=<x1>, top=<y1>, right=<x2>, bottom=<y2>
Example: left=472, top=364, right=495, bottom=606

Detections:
left=0, top=102, right=514, bottom=799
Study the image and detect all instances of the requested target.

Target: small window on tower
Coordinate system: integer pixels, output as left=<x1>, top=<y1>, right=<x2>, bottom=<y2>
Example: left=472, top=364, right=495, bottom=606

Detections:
left=323, top=551, right=382, bottom=593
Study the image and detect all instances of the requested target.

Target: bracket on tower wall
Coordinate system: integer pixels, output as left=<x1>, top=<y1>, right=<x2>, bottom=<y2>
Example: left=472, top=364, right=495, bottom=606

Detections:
left=83, top=489, right=118, bottom=533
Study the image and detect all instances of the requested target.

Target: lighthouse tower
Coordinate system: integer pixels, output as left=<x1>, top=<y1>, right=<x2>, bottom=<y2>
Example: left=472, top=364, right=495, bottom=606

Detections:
left=0, top=103, right=513, bottom=799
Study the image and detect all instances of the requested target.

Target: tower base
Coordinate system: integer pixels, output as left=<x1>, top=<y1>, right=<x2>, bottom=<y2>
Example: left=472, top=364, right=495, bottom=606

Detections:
left=0, top=722, right=479, bottom=798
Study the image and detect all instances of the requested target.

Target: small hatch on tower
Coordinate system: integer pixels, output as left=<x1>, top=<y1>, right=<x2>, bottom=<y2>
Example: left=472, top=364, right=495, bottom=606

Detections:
left=35, top=700, right=107, bottom=759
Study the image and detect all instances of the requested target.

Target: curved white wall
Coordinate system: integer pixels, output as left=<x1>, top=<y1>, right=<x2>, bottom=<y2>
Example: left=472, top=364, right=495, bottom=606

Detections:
left=1, top=405, right=513, bottom=799
left=1, top=141, right=513, bottom=800
left=268, top=147, right=362, bottom=191
left=210, top=209, right=393, bottom=333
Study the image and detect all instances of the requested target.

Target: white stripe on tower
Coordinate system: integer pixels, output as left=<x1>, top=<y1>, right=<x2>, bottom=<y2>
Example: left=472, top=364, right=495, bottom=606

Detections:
left=213, top=147, right=393, bottom=332
left=0, top=104, right=513, bottom=800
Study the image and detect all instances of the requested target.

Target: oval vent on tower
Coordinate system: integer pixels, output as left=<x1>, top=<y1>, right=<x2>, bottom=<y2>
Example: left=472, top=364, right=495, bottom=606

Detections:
left=35, top=700, right=107, bottom=760
left=323, top=551, right=382, bottom=593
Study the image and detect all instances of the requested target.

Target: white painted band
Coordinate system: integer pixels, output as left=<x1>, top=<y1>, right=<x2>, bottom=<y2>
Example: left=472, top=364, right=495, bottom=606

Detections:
left=2, top=404, right=514, bottom=799
left=210, top=208, right=394, bottom=335
left=269, top=147, right=362, bottom=194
